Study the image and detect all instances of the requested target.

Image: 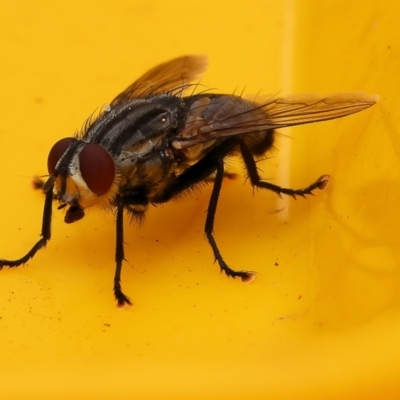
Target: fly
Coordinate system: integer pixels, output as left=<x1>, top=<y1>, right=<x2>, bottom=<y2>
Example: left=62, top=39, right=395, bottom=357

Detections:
left=0, top=55, right=378, bottom=307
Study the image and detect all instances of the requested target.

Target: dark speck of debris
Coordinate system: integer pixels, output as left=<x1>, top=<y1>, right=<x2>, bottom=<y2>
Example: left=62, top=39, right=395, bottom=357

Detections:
left=298, top=295, right=302, bottom=300
left=274, top=260, right=279, bottom=267
left=103, top=323, right=111, bottom=327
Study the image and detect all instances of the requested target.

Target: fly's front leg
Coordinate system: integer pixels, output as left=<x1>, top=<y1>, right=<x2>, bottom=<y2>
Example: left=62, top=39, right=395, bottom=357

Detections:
left=206, top=159, right=256, bottom=283
left=113, top=196, right=132, bottom=307
left=239, top=141, right=329, bottom=197
left=0, top=185, right=54, bottom=269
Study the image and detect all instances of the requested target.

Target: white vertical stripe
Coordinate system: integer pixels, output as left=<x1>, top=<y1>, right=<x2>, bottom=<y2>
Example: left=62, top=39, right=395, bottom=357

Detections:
left=278, top=0, right=296, bottom=219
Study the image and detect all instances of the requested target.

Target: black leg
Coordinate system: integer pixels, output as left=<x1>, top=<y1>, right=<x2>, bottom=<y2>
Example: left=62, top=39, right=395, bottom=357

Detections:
left=205, top=159, right=256, bottom=283
left=153, top=138, right=256, bottom=282
left=0, top=184, right=54, bottom=268
left=113, top=196, right=132, bottom=307
left=239, top=140, right=329, bottom=197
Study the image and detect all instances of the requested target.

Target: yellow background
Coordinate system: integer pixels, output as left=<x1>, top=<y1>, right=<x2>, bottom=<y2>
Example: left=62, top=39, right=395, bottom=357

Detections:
left=0, top=1, right=397, bottom=399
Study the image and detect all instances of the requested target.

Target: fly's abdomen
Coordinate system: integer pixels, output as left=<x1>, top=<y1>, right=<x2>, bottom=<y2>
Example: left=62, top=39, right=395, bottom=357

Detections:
left=241, top=129, right=275, bottom=156
left=176, top=94, right=275, bottom=157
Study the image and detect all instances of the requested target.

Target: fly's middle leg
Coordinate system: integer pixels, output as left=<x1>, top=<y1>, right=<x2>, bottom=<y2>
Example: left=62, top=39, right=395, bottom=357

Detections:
left=205, top=159, right=256, bottom=283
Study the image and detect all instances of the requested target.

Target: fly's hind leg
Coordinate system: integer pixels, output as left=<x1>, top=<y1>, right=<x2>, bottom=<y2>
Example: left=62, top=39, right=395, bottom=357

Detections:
left=205, top=159, right=256, bottom=283
left=239, top=140, right=329, bottom=197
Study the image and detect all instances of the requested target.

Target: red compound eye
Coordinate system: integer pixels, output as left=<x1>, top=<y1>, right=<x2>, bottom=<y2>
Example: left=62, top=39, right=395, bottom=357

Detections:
left=47, top=137, right=74, bottom=174
left=79, top=143, right=115, bottom=196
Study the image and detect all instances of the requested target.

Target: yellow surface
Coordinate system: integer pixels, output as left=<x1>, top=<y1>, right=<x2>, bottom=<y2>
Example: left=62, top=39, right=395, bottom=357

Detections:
left=0, top=1, right=397, bottom=399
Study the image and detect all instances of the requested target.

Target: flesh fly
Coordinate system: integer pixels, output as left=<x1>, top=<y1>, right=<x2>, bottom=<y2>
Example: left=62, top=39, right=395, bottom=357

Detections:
left=0, top=55, right=377, bottom=306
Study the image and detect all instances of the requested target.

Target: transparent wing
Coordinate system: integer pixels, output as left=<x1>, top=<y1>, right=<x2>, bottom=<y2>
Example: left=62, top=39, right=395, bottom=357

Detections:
left=172, top=92, right=378, bottom=148
left=111, top=55, right=207, bottom=105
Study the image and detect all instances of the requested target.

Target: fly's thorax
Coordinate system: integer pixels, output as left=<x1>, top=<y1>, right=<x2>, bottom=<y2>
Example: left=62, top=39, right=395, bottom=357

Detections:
left=46, top=138, right=120, bottom=213
left=83, top=96, right=187, bottom=156
left=117, top=148, right=176, bottom=197
left=177, top=140, right=217, bottom=161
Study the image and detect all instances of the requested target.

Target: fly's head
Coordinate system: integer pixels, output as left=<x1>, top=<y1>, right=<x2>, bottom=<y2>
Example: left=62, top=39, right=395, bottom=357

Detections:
left=44, top=137, right=119, bottom=223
